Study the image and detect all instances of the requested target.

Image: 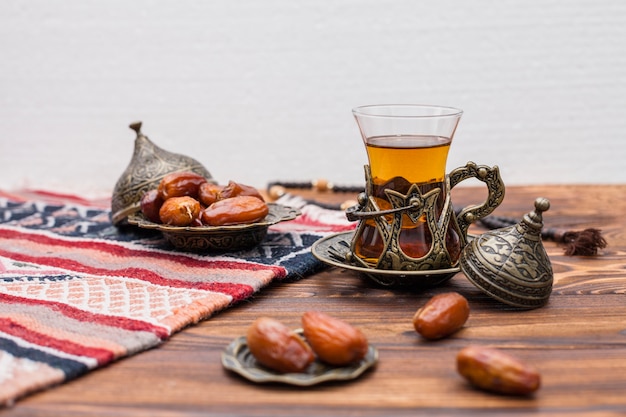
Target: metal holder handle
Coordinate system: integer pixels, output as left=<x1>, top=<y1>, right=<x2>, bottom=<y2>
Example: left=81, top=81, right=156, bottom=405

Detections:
left=345, top=194, right=422, bottom=221
left=448, top=162, right=506, bottom=240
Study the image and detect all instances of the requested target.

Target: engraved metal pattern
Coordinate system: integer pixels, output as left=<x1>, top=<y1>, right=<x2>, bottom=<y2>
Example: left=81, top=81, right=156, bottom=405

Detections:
left=376, top=185, right=448, bottom=271
left=111, top=122, right=214, bottom=226
left=162, top=227, right=267, bottom=252
left=345, top=162, right=505, bottom=281
left=460, top=198, right=553, bottom=309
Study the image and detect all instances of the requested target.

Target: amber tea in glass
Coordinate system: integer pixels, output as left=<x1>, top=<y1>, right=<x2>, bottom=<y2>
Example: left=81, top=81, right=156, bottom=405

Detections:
left=356, top=133, right=461, bottom=264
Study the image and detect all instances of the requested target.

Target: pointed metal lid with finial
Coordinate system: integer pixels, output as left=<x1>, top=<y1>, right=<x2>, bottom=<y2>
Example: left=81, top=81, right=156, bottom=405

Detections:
left=459, top=198, right=554, bottom=309
left=111, top=122, right=214, bottom=226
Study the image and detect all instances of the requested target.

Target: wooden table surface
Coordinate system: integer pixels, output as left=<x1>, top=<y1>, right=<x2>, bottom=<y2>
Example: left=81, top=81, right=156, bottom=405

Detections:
left=4, top=185, right=626, bottom=417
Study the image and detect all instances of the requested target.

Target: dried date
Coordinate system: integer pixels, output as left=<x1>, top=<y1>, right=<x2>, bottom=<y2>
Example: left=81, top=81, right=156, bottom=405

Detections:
left=158, top=172, right=208, bottom=200
left=301, top=311, right=368, bottom=366
left=140, top=189, right=164, bottom=223
left=201, top=195, right=269, bottom=226
left=220, top=180, right=265, bottom=201
left=413, top=292, right=470, bottom=340
left=198, top=182, right=224, bottom=206
left=246, top=317, right=315, bottom=373
left=158, top=196, right=201, bottom=226
left=457, top=346, right=541, bottom=395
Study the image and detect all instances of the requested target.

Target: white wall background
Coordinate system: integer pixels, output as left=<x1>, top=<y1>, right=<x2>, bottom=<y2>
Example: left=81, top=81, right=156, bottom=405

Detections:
left=1, top=0, right=625, bottom=197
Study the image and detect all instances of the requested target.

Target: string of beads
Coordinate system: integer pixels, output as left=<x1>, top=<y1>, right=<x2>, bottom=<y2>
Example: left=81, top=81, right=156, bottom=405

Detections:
left=267, top=179, right=363, bottom=210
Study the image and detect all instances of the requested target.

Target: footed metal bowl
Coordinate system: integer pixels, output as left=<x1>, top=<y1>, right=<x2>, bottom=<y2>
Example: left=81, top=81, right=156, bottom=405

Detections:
left=127, top=203, right=300, bottom=252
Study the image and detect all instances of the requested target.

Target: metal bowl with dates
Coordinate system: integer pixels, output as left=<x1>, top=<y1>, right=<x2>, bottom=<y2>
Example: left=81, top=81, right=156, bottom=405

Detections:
left=127, top=203, right=300, bottom=252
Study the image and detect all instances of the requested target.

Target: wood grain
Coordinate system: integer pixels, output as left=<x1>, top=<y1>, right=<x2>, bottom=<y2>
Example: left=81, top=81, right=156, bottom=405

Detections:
left=4, top=185, right=626, bottom=416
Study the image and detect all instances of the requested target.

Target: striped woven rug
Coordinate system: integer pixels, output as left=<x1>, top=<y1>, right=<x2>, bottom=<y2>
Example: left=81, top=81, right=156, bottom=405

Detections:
left=0, top=189, right=354, bottom=406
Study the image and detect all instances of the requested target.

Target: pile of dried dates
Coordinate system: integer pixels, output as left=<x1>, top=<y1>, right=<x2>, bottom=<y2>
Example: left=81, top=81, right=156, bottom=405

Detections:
left=140, top=172, right=268, bottom=227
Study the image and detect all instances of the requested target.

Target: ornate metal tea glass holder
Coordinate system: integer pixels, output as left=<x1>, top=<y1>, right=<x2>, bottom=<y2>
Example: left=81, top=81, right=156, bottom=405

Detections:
left=344, top=162, right=505, bottom=273
left=323, top=163, right=555, bottom=309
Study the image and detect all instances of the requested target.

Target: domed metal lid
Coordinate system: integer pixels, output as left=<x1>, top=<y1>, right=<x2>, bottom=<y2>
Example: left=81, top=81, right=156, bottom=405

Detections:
left=460, top=198, right=554, bottom=309
left=111, top=122, right=214, bottom=226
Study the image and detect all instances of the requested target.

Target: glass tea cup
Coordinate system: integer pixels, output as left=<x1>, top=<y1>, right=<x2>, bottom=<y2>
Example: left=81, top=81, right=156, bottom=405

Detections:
left=348, top=104, right=505, bottom=272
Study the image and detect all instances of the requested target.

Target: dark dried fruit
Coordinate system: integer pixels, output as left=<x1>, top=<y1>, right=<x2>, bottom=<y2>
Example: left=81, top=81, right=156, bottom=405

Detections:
left=140, top=189, right=164, bottom=223
left=301, top=311, right=368, bottom=366
left=246, top=317, right=315, bottom=373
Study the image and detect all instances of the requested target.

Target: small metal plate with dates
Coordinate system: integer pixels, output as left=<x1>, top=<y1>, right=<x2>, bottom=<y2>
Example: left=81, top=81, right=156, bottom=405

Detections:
left=128, top=203, right=300, bottom=252
left=221, top=330, right=378, bottom=386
